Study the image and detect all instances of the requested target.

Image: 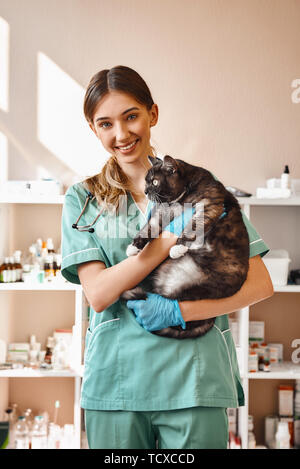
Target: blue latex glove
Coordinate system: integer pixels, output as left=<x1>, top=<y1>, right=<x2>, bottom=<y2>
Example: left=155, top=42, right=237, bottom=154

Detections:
left=127, top=292, right=186, bottom=331
left=164, top=206, right=196, bottom=236
left=147, top=202, right=196, bottom=237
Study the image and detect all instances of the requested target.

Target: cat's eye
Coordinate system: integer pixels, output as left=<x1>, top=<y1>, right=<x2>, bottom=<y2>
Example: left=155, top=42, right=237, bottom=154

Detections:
left=152, top=179, right=159, bottom=186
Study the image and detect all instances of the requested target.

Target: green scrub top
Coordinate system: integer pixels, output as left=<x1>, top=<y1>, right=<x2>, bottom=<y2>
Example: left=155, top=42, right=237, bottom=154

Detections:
left=61, top=181, right=269, bottom=412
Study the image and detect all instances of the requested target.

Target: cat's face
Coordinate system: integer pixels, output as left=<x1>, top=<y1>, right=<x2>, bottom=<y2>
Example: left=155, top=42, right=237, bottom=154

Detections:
left=144, top=155, right=186, bottom=203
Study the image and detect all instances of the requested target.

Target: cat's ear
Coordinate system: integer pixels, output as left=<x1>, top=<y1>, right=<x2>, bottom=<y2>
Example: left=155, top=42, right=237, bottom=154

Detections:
left=147, top=155, right=160, bottom=166
left=163, top=155, right=178, bottom=172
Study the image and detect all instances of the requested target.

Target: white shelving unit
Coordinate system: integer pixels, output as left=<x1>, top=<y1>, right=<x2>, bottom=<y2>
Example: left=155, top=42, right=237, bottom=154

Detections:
left=2, top=194, right=299, bottom=449
left=236, top=196, right=300, bottom=449
left=0, top=195, right=85, bottom=449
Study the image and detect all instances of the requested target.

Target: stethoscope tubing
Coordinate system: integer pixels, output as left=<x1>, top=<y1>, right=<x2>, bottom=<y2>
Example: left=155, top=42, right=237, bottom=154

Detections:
left=72, top=191, right=105, bottom=233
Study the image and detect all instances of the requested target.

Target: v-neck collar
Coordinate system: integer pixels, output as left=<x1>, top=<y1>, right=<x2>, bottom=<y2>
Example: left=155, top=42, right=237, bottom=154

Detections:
left=128, top=192, right=153, bottom=221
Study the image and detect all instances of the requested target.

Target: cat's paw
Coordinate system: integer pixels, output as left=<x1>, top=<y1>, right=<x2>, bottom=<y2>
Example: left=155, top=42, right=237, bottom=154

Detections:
left=126, top=243, right=140, bottom=257
left=169, top=245, right=189, bottom=259
left=132, top=236, right=148, bottom=250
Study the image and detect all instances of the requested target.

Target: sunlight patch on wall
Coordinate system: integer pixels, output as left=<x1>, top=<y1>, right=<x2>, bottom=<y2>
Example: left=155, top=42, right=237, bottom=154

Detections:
left=0, top=131, right=8, bottom=182
left=0, top=17, right=9, bottom=112
left=37, top=52, right=109, bottom=179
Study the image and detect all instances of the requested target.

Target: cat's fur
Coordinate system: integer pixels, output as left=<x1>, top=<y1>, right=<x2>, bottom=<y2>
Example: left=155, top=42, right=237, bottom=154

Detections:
left=121, top=155, right=249, bottom=339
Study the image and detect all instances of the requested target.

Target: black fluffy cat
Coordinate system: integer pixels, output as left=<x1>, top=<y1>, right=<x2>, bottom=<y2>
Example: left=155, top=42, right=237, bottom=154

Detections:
left=121, top=155, right=249, bottom=339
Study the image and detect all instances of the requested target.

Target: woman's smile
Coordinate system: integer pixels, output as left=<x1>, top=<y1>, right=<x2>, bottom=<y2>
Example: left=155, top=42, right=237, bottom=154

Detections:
left=115, top=138, right=140, bottom=154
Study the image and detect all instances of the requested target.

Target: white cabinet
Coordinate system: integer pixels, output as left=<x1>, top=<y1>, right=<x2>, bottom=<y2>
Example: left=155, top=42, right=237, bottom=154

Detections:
left=236, top=196, right=300, bottom=449
left=0, top=196, right=86, bottom=449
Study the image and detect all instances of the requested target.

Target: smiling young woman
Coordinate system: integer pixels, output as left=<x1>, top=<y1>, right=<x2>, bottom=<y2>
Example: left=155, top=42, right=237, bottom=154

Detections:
left=61, top=65, right=273, bottom=450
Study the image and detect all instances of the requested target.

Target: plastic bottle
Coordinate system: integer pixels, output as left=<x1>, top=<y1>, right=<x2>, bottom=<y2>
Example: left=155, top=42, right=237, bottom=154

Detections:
left=248, top=415, right=256, bottom=449
left=44, top=336, right=55, bottom=366
left=15, top=416, right=30, bottom=449
left=23, top=408, right=34, bottom=446
left=44, top=255, right=55, bottom=282
left=41, top=241, right=48, bottom=264
left=275, top=421, right=290, bottom=449
left=52, top=337, right=68, bottom=370
left=47, top=238, right=55, bottom=254
left=281, top=165, right=290, bottom=189
left=31, top=415, right=47, bottom=449
left=4, top=408, right=16, bottom=449
left=4, top=257, right=12, bottom=283
left=9, top=256, right=17, bottom=282
left=54, top=254, right=62, bottom=281
left=0, top=259, right=5, bottom=283
left=13, top=251, right=22, bottom=282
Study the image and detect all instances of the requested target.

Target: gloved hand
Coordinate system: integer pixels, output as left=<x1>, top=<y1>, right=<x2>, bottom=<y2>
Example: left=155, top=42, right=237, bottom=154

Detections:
left=147, top=202, right=196, bottom=237
left=162, top=206, right=196, bottom=236
left=127, top=292, right=186, bottom=331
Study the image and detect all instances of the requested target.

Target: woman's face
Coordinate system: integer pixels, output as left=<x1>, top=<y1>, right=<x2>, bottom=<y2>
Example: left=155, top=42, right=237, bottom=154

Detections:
left=90, top=90, right=158, bottom=167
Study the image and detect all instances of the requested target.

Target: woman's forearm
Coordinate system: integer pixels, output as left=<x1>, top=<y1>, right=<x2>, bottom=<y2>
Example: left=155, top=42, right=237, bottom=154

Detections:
left=179, top=255, right=274, bottom=322
left=94, top=231, right=178, bottom=311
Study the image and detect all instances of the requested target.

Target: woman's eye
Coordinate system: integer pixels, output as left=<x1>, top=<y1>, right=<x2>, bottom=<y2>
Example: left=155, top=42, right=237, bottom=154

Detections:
left=99, top=114, right=137, bottom=129
left=99, top=122, right=111, bottom=129
left=153, top=179, right=159, bottom=186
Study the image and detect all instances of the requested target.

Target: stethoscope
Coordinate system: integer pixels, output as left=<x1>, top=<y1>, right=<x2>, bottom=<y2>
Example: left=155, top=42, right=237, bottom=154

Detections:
left=72, top=191, right=105, bottom=233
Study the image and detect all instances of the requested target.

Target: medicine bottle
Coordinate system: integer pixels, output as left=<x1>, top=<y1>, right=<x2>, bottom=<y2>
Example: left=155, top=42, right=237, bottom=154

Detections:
left=47, top=238, right=55, bottom=254
left=15, top=416, right=30, bottom=449
left=248, top=415, right=256, bottom=449
left=0, top=259, right=5, bottom=283
left=5, top=257, right=13, bottom=283
left=275, top=421, right=290, bottom=449
left=13, top=251, right=23, bottom=282
left=280, top=165, right=290, bottom=189
left=44, top=336, right=55, bottom=365
left=44, top=255, right=55, bottom=281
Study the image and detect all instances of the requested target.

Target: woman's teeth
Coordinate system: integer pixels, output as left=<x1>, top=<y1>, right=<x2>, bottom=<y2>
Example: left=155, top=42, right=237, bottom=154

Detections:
left=117, top=139, right=138, bottom=150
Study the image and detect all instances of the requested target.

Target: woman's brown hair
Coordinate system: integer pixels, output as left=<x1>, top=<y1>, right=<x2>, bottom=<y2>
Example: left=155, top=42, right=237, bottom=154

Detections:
left=83, top=65, right=157, bottom=211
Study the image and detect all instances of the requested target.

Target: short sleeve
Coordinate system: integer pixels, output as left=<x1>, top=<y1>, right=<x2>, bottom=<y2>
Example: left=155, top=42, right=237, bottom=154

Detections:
left=209, top=171, right=270, bottom=259
left=240, top=210, right=269, bottom=258
left=61, top=185, right=107, bottom=284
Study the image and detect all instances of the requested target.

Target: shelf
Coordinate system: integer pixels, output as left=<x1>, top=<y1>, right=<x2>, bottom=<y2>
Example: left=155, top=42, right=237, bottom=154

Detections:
left=237, top=196, right=300, bottom=206
left=0, top=282, right=81, bottom=291
left=0, top=368, right=80, bottom=378
left=248, top=362, right=300, bottom=379
left=0, top=195, right=65, bottom=204
left=274, top=285, right=300, bottom=292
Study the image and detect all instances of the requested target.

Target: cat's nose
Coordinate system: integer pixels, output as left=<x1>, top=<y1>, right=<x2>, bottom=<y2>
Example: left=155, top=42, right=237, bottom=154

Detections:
left=144, top=188, right=148, bottom=195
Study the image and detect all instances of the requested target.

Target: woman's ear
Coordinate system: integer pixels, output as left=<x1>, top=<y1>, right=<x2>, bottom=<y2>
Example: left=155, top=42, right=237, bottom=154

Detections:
left=149, top=103, right=159, bottom=127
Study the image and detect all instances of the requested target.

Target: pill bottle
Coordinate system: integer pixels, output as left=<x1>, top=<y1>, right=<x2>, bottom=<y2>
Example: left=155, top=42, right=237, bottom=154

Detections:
left=248, top=350, right=258, bottom=372
left=275, top=421, right=290, bottom=449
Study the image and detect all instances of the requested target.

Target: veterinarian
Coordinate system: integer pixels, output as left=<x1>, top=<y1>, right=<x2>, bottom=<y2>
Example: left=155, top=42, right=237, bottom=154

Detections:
left=61, top=65, right=274, bottom=449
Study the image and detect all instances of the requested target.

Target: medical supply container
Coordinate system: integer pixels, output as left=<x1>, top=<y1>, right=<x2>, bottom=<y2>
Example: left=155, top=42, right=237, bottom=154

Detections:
left=248, top=350, right=258, bottom=372
left=275, top=421, right=290, bottom=449
left=279, top=385, right=294, bottom=417
left=262, top=249, right=291, bottom=286
left=248, top=415, right=256, bottom=449
left=15, top=416, right=30, bottom=449
left=265, top=415, right=279, bottom=449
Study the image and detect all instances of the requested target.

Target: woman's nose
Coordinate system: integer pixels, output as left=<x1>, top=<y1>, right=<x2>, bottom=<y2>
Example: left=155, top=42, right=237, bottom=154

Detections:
left=115, top=122, right=130, bottom=141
